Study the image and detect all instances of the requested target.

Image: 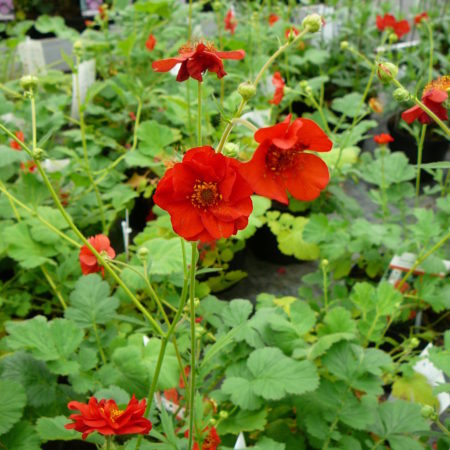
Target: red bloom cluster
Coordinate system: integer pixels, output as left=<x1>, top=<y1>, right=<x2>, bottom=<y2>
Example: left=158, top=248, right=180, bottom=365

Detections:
left=373, top=133, right=394, bottom=145
left=402, top=76, right=450, bottom=125
left=224, top=9, right=237, bottom=35
left=414, top=12, right=429, bottom=24
left=153, top=146, right=253, bottom=242
left=146, top=34, right=156, bottom=51
left=79, top=234, right=115, bottom=276
left=240, top=115, right=332, bottom=204
left=284, top=26, right=300, bottom=40
left=376, top=13, right=410, bottom=39
left=185, top=426, right=221, bottom=450
left=10, top=131, right=24, bottom=150
left=268, top=14, right=280, bottom=26
left=152, top=42, right=245, bottom=82
left=20, top=161, right=37, bottom=173
left=269, top=72, right=285, bottom=105
left=65, top=395, right=152, bottom=440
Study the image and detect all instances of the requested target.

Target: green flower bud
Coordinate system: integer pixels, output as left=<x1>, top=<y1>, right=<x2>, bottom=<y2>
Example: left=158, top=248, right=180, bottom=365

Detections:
left=393, top=87, right=410, bottom=102
left=238, top=82, right=256, bottom=100
left=299, top=80, right=309, bottom=90
left=32, top=148, right=45, bottom=161
left=212, top=0, right=221, bottom=10
left=409, top=337, right=420, bottom=348
left=210, top=418, right=217, bottom=426
left=321, top=259, right=329, bottom=268
left=20, top=75, right=38, bottom=91
left=195, top=325, right=206, bottom=338
left=340, top=41, right=349, bottom=50
left=421, top=405, right=437, bottom=420
left=388, top=33, right=398, bottom=43
left=219, top=410, right=229, bottom=419
left=194, top=298, right=200, bottom=308
left=223, top=142, right=239, bottom=158
left=302, top=14, right=323, bottom=33
left=137, top=246, right=149, bottom=261
left=376, top=62, right=398, bottom=84
left=73, top=40, right=83, bottom=56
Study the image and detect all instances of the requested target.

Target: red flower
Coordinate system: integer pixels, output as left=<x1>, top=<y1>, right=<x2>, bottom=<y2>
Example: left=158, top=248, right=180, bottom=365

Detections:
left=185, top=426, right=221, bottom=450
left=284, top=26, right=299, bottom=39
left=269, top=72, right=285, bottom=105
left=268, top=14, right=280, bottom=26
left=152, top=42, right=245, bottom=82
left=376, top=13, right=410, bottom=38
left=98, top=4, right=107, bottom=20
left=65, top=395, right=152, bottom=440
left=10, top=131, right=24, bottom=150
left=402, top=76, right=450, bottom=125
left=153, top=146, right=253, bottom=242
left=79, top=234, right=115, bottom=276
left=20, top=161, right=37, bottom=173
left=414, top=12, right=429, bottom=24
left=129, top=111, right=136, bottom=121
left=240, top=115, right=332, bottom=204
left=224, top=9, right=237, bottom=35
left=373, top=133, right=394, bottom=145
left=145, top=34, right=156, bottom=51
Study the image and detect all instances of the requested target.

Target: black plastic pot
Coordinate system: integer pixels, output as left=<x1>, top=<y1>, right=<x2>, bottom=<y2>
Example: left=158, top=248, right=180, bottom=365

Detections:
left=42, top=441, right=96, bottom=449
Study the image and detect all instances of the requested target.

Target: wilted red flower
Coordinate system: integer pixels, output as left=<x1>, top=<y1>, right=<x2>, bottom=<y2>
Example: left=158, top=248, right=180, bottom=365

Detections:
left=402, top=76, right=450, bottom=125
left=240, top=115, right=332, bottom=204
left=65, top=395, right=151, bottom=440
left=373, top=133, right=394, bottom=144
left=284, top=26, right=300, bottom=39
left=79, top=234, right=115, bottom=276
left=152, top=42, right=245, bottom=82
left=414, top=12, right=429, bottom=24
left=376, top=13, right=410, bottom=38
left=153, top=147, right=253, bottom=242
left=185, top=426, right=221, bottom=450
left=369, top=97, right=383, bottom=113
left=268, top=14, right=280, bottom=26
left=224, top=9, right=237, bottom=35
left=145, top=34, right=156, bottom=51
left=129, top=111, right=136, bottom=121
left=10, top=131, right=24, bottom=150
left=20, top=161, right=37, bottom=173
left=269, top=72, right=285, bottom=105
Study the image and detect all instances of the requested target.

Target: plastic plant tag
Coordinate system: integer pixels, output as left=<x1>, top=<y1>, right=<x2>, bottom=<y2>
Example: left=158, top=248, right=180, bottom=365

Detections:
left=0, top=0, right=15, bottom=20
left=413, top=344, right=450, bottom=414
left=234, top=432, right=247, bottom=449
left=121, top=209, right=132, bottom=261
left=71, top=59, right=96, bottom=119
left=41, top=159, right=70, bottom=173
left=18, top=37, right=46, bottom=76
left=80, top=0, right=103, bottom=17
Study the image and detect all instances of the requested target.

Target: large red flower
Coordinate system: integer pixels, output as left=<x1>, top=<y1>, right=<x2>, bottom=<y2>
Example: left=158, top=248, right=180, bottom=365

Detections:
left=10, top=131, right=24, bottom=150
left=376, top=13, right=410, bottom=39
left=401, top=76, right=449, bottom=125
left=153, top=146, right=253, bottom=242
left=152, top=42, right=245, bottom=82
left=224, top=9, right=237, bottom=35
left=145, top=34, right=156, bottom=51
left=65, top=395, right=152, bottom=440
left=240, top=115, right=332, bottom=204
left=79, top=234, right=115, bottom=276
left=269, top=72, right=285, bottom=105
left=185, top=426, right=221, bottom=450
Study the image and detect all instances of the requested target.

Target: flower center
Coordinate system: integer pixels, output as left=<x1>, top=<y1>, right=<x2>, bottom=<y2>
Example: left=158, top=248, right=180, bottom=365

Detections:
left=191, top=180, right=221, bottom=209
left=110, top=407, right=124, bottom=422
left=424, top=75, right=450, bottom=95
left=265, top=146, right=296, bottom=173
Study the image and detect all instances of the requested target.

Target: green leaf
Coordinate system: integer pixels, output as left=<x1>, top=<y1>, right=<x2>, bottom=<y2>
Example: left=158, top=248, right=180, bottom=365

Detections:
left=303, top=214, right=330, bottom=243
left=0, top=144, right=27, bottom=167
left=104, top=184, right=138, bottom=210
left=388, top=435, right=425, bottom=450
left=0, top=421, right=40, bottom=450
left=218, top=408, right=268, bottom=434
left=65, top=274, right=119, bottom=328
left=320, top=307, right=357, bottom=335
left=254, top=436, right=286, bottom=450
left=138, top=120, right=181, bottom=156
left=35, top=15, right=78, bottom=40
left=144, top=238, right=193, bottom=276
left=331, top=93, right=365, bottom=118
left=0, top=380, right=27, bottom=434
left=95, top=385, right=130, bottom=404
left=221, top=377, right=264, bottom=410
left=392, top=373, right=439, bottom=409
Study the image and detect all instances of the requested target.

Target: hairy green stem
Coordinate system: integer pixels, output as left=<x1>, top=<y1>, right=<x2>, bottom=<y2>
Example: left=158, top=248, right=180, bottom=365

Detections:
left=93, top=321, right=107, bottom=365
left=415, top=124, right=427, bottom=203
left=197, top=81, right=202, bottom=146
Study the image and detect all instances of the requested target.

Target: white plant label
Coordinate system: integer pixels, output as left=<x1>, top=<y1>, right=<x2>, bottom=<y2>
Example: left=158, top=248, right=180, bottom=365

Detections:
left=71, top=59, right=96, bottom=119
left=18, top=37, right=46, bottom=75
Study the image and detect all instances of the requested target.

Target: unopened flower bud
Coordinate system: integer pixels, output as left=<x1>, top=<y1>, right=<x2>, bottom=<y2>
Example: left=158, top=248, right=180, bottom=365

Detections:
left=340, top=41, right=349, bottom=50
left=377, top=62, right=398, bottom=83
left=302, top=14, right=323, bottom=33
left=421, top=405, right=437, bottom=420
left=193, top=298, right=200, bottom=308
left=321, top=259, right=329, bottom=268
left=212, top=0, right=221, bottom=10
left=388, top=33, right=398, bottom=43
left=32, top=148, right=45, bottom=161
left=20, top=75, right=38, bottom=91
left=195, top=325, right=206, bottom=338
left=219, top=410, right=229, bottom=419
left=73, top=40, right=83, bottom=56
left=223, top=142, right=239, bottom=158
left=137, top=246, right=149, bottom=261
left=409, top=337, right=420, bottom=348
left=210, top=418, right=217, bottom=426
left=238, top=82, right=256, bottom=100
left=393, top=87, right=410, bottom=102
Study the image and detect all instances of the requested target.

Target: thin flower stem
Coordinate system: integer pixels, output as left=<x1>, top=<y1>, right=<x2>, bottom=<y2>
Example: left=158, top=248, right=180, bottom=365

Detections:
left=307, top=92, right=332, bottom=135
left=425, top=21, right=433, bottom=83
left=106, top=435, right=112, bottom=450
left=415, top=124, right=427, bottom=204
left=74, top=55, right=106, bottom=232
left=231, top=117, right=258, bottom=133
left=435, top=418, right=450, bottom=437
left=31, top=92, right=37, bottom=151
left=379, top=146, right=389, bottom=220
left=0, top=181, right=22, bottom=222
left=41, top=265, right=68, bottom=310
left=197, top=81, right=202, bottom=146
left=92, top=321, right=107, bottom=365
left=396, top=233, right=450, bottom=291
left=391, top=79, right=450, bottom=136
left=188, top=242, right=198, bottom=450
left=321, top=262, right=329, bottom=312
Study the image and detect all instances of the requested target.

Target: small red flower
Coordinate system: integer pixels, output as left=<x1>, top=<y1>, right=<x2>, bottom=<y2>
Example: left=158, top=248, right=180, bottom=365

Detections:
left=376, top=13, right=410, bottom=39
left=185, top=426, right=221, bottom=450
left=145, top=34, right=156, bottom=51
left=284, top=26, right=299, bottom=40
left=373, top=133, right=394, bottom=145
left=98, top=4, right=107, bottom=20
left=269, top=72, right=285, bottom=105
left=277, top=267, right=287, bottom=275
left=414, top=12, right=429, bottom=24
left=224, top=9, right=237, bottom=35
left=129, top=111, right=136, bottom=121
left=10, top=131, right=24, bottom=150
left=268, top=14, right=280, bottom=26
left=65, top=395, right=152, bottom=440
left=240, top=115, right=332, bottom=204
left=153, top=146, right=253, bottom=242
left=402, top=76, right=450, bottom=125
left=152, top=42, right=245, bottom=82
left=79, top=234, right=115, bottom=276
left=85, top=20, right=94, bottom=27
left=20, top=161, right=37, bottom=173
